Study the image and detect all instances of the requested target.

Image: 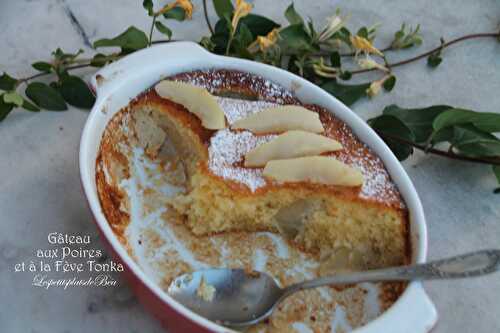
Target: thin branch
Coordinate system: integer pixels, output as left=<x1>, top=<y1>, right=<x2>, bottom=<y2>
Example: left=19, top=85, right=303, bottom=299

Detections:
left=321, top=45, right=394, bottom=57
left=148, top=15, right=158, bottom=46
left=17, top=72, right=52, bottom=84
left=202, top=0, right=214, bottom=35
left=350, top=32, right=499, bottom=75
left=17, top=61, right=118, bottom=85
left=283, top=46, right=392, bottom=57
left=377, top=132, right=500, bottom=166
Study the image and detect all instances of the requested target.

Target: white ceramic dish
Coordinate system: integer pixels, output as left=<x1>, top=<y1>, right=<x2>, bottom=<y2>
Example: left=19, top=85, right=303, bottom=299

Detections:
left=79, top=41, right=438, bottom=332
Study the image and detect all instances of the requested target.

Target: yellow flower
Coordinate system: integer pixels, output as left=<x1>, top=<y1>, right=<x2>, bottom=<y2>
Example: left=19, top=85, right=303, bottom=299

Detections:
left=248, top=28, right=279, bottom=52
left=231, top=0, right=253, bottom=32
left=177, top=0, right=193, bottom=18
left=158, top=0, right=193, bottom=19
left=350, top=35, right=383, bottom=56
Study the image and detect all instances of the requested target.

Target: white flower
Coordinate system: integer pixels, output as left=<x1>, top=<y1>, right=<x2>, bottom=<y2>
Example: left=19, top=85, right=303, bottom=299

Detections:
left=313, top=58, right=338, bottom=78
left=357, top=55, right=389, bottom=71
left=366, top=80, right=383, bottom=97
left=366, top=75, right=392, bottom=97
left=318, top=13, right=348, bottom=42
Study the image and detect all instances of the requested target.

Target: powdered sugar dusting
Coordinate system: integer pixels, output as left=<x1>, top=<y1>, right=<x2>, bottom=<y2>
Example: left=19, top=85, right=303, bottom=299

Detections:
left=335, top=144, right=401, bottom=204
left=209, top=128, right=275, bottom=192
left=216, top=96, right=276, bottom=124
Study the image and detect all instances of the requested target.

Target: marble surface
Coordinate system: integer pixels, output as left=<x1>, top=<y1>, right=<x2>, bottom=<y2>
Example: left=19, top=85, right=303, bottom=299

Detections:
left=1, top=0, right=499, bottom=332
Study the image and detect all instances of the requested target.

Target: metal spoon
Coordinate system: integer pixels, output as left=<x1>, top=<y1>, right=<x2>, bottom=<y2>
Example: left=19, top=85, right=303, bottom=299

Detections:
left=167, top=249, right=500, bottom=327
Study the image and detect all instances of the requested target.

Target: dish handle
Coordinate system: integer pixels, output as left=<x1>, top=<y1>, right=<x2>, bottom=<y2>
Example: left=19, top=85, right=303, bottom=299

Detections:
left=88, top=42, right=214, bottom=101
left=357, top=283, right=438, bottom=333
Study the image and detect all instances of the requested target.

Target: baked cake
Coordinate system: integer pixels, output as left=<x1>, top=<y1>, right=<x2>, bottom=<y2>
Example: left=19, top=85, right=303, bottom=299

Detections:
left=131, top=70, right=409, bottom=269
left=95, top=69, right=410, bottom=331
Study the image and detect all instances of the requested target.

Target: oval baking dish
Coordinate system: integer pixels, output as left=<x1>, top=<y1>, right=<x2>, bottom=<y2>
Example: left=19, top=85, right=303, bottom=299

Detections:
left=79, top=41, right=437, bottom=333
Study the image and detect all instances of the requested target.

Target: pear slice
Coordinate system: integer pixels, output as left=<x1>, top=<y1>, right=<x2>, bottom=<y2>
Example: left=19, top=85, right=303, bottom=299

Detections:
left=263, top=156, right=363, bottom=186
left=244, top=131, right=342, bottom=167
left=155, top=80, right=226, bottom=130
left=232, top=105, right=324, bottom=134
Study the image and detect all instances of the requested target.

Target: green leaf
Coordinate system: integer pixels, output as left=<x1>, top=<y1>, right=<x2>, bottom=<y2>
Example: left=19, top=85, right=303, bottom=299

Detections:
left=0, top=73, right=17, bottom=91
left=0, top=94, right=14, bottom=121
left=240, top=14, right=279, bottom=37
left=234, top=23, right=254, bottom=47
left=32, top=62, right=53, bottom=73
left=494, top=165, right=500, bottom=182
left=449, top=124, right=500, bottom=157
left=427, top=53, right=442, bottom=68
left=332, top=27, right=352, bottom=46
left=279, top=24, right=315, bottom=52
left=52, top=48, right=83, bottom=62
left=451, top=124, right=497, bottom=143
left=357, top=27, right=369, bottom=39
left=287, top=55, right=300, bottom=73
left=330, top=51, right=341, bottom=68
left=22, top=98, right=40, bottom=112
left=3, top=92, right=24, bottom=107
left=213, top=0, right=234, bottom=19
left=49, top=82, right=60, bottom=90
left=284, top=3, right=304, bottom=25
left=143, top=0, right=154, bottom=16
left=493, top=166, right=500, bottom=192
left=383, top=104, right=452, bottom=142
left=155, top=21, right=172, bottom=39
left=433, top=109, right=500, bottom=133
left=59, top=76, right=95, bottom=109
left=232, top=23, right=254, bottom=59
left=90, top=53, right=109, bottom=67
left=391, top=23, right=422, bottom=49
left=368, top=115, right=416, bottom=160
left=305, top=19, right=317, bottom=40
left=25, top=82, right=67, bottom=111
left=339, top=70, right=352, bottom=80
left=430, top=126, right=455, bottom=145
left=393, top=24, right=405, bottom=42
left=383, top=75, right=396, bottom=92
left=210, top=18, right=231, bottom=54
left=321, top=80, right=370, bottom=106
left=163, top=7, right=186, bottom=21
left=200, top=36, right=216, bottom=52
left=93, top=26, right=149, bottom=53
left=455, top=139, right=500, bottom=157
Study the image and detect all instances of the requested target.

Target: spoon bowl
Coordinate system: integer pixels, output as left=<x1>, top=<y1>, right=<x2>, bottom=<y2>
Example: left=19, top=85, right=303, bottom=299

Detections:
left=168, top=269, right=285, bottom=326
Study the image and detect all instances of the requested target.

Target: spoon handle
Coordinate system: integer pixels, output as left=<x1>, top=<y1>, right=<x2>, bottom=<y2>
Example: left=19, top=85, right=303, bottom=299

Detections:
left=284, top=249, right=500, bottom=295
